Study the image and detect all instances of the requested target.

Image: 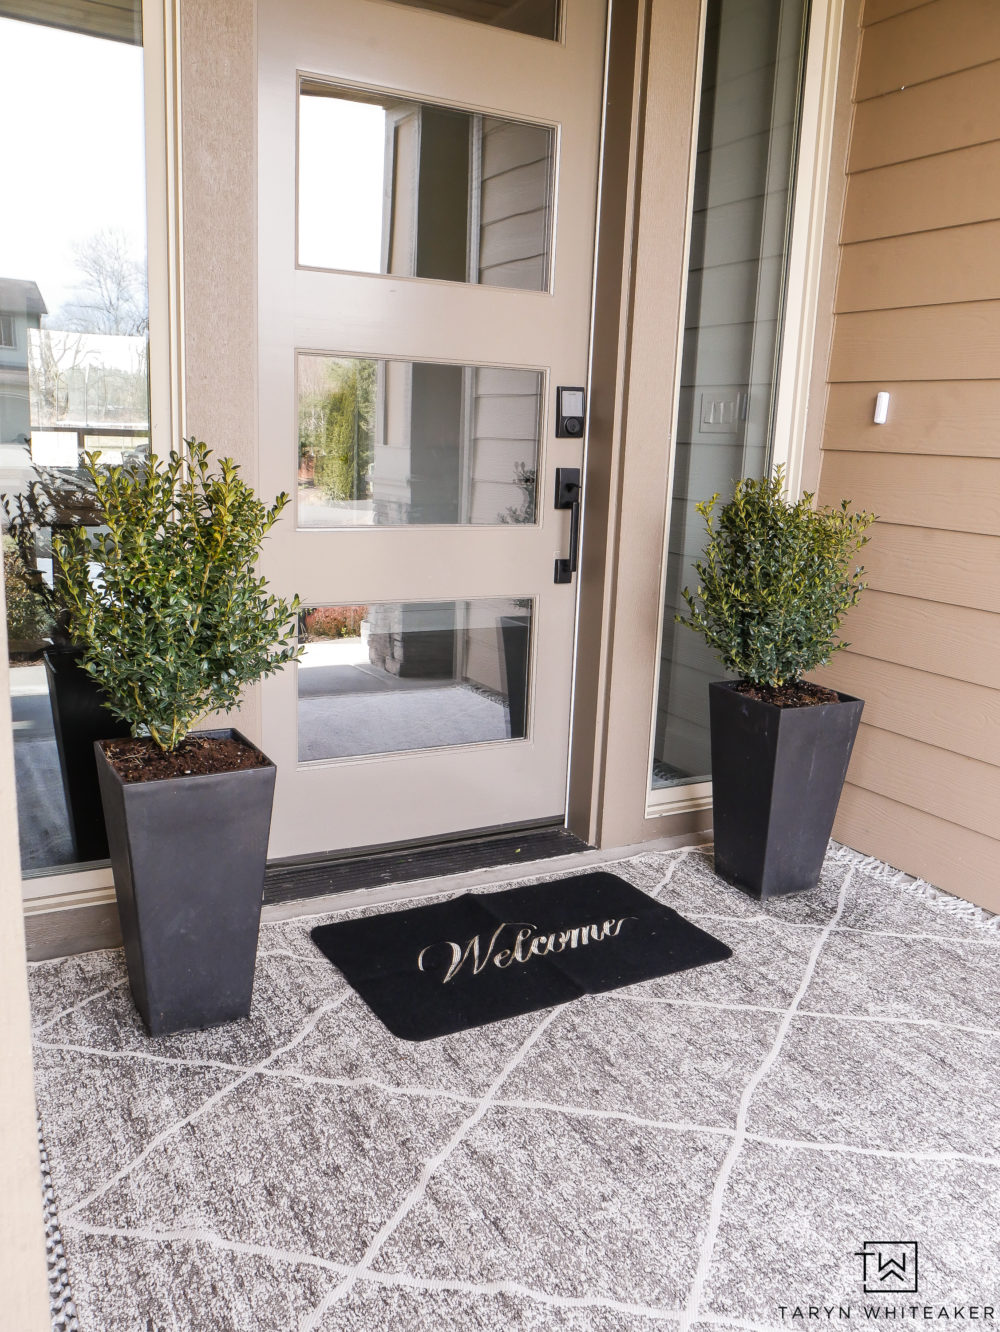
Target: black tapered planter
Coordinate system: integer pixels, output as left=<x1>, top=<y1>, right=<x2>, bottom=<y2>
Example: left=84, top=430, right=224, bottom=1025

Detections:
left=94, top=728, right=276, bottom=1036
left=709, top=680, right=863, bottom=899
left=499, top=614, right=530, bottom=740
left=44, top=646, right=131, bottom=862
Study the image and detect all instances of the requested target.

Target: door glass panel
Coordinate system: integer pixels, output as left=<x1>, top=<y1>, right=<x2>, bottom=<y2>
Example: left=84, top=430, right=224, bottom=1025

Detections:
left=382, top=0, right=560, bottom=40
left=298, top=598, right=532, bottom=761
left=298, top=353, right=541, bottom=527
left=651, top=0, right=808, bottom=790
left=298, top=81, right=555, bottom=291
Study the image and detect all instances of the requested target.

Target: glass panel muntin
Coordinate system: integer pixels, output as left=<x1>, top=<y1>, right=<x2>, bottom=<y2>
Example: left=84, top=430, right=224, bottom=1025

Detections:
left=296, top=596, right=534, bottom=764
left=297, top=75, right=557, bottom=293
left=296, top=349, right=545, bottom=529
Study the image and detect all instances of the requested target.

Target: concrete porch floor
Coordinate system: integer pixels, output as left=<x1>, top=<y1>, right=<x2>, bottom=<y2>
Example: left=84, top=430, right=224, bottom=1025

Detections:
left=28, top=842, right=1000, bottom=1332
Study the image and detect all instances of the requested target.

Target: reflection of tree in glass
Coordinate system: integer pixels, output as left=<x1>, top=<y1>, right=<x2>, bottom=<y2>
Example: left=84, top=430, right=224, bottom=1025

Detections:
left=498, top=462, right=536, bottom=525
left=55, top=228, right=149, bottom=337
left=299, top=360, right=376, bottom=503
left=3, top=538, right=52, bottom=648
left=29, top=330, right=149, bottom=428
left=1, top=461, right=143, bottom=646
left=298, top=605, right=369, bottom=641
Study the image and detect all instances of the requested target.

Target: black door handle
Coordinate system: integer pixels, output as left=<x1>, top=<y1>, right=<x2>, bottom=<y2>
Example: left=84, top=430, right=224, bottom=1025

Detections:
left=553, top=467, right=581, bottom=584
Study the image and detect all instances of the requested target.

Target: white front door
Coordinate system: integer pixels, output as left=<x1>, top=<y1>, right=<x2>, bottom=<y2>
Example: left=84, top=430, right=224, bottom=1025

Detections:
left=258, top=0, right=607, bottom=859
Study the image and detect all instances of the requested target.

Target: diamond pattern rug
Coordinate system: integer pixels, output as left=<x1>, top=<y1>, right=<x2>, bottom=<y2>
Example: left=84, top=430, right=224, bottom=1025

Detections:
left=30, top=842, right=1000, bottom=1332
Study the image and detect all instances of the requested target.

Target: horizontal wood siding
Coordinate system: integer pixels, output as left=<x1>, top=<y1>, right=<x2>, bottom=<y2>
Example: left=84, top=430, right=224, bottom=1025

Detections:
left=855, top=0, right=1000, bottom=98
left=834, top=591, right=1000, bottom=688
left=815, top=0, right=1000, bottom=909
left=848, top=61, right=1000, bottom=171
left=823, top=382, right=1000, bottom=456
left=828, top=302, right=1000, bottom=382
left=845, top=725, right=1000, bottom=840
left=812, top=653, right=999, bottom=768
left=854, top=524, right=1000, bottom=613
left=841, top=141, right=1000, bottom=243
left=836, top=221, right=1000, bottom=312
left=817, top=452, right=1000, bottom=534
left=863, top=0, right=938, bottom=24
left=835, top=785, right=1000, bottom=911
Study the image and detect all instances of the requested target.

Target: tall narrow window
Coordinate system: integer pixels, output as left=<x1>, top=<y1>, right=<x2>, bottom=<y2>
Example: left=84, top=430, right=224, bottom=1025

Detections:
left=651, top=0, right=808, bottom=790
left=0, top=2, right=150, bottom=873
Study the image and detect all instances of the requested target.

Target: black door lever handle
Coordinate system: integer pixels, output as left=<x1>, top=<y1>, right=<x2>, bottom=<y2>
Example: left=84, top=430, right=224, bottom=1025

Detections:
left=553, top=467, right=581, bottom=584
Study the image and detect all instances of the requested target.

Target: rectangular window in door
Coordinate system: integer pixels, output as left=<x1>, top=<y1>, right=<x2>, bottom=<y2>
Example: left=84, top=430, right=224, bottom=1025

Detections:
left=298, top=598, right=533, bottom=761
left=298, top=81, right=555, bottom=291
left=298, top=353, right=542, bottom=528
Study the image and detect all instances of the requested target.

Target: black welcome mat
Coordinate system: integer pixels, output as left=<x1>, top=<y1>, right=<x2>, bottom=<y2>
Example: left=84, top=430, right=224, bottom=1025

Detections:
left=310, top=872, right=732, bottom=1041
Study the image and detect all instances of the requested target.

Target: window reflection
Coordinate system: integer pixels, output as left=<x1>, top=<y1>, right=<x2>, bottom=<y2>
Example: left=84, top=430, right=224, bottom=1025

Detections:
left=383, top=0, right=560, bottom=40
left=0, top=10, right=150, bottom=874
left=651, top=0, right=808, bottom=790
left=298, top=82, right=554, bottom=291
left=298, top=599, right=532, bottom=761
left=298, top=354, right=541, bottom=528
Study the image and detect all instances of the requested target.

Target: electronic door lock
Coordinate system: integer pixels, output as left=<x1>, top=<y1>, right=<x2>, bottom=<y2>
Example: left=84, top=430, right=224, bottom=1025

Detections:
left=556, top=386, right=586, bottom=438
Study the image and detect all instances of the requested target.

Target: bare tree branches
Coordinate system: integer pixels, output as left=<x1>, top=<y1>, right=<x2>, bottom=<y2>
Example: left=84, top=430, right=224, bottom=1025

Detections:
left=56, top=228, right=148, bottom=337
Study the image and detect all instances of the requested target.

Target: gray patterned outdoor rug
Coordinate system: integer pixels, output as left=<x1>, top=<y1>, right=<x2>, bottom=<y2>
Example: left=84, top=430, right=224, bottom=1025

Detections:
left=30, top=842, right=1000, bottom=1332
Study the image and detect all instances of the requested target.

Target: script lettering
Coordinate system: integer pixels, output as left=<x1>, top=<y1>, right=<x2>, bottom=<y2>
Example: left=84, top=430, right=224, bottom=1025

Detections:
left=418, top=920, right=512, bottom=984
left=417, top=914, right=638, bottom=983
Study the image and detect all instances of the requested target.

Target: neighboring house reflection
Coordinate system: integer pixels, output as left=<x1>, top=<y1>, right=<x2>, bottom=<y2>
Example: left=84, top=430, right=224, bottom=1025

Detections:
left=0, top=278, right=46, bottom=493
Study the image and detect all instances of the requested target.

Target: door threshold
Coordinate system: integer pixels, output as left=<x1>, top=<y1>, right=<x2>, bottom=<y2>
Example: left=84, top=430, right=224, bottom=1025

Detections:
left=263, top=823, right=590, bottom=907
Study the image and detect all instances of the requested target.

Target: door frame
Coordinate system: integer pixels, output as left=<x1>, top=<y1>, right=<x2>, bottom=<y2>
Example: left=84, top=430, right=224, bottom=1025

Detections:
left=13, top=0, right=855, bottom=898
left=257, top=0, right=608, bottom=859
left=15, top=0, right=185, bottom=916
left=0, top=3, right=863, bottom=1318
left=571, top=0, right=852, bottom=850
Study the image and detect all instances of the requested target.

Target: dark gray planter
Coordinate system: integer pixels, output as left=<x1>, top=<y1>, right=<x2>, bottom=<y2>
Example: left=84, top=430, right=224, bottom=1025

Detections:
left=709, top=680, right=863, bottom=899
left=94, top=728, right=276, bottom=1036
left=499, top=614, right=530, bottom=740
left=44, top=646, right=130, bottom=862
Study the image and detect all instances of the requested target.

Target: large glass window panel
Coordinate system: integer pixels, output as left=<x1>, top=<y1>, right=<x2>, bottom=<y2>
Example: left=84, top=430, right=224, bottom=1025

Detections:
left=298, top=353, right=541, bottom=528
left=298, top=598, right=532, bottom=761
left=651, top=0, right=808, bottom=791
left=0, top=5, right=150, bottom=874
left=298, top=82, right=555, bottom=291
left=383, top=0, right=560, bottom=40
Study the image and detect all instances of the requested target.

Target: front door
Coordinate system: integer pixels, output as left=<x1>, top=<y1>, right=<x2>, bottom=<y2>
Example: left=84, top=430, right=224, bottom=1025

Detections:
left=258, top=0, right=607, bottom=859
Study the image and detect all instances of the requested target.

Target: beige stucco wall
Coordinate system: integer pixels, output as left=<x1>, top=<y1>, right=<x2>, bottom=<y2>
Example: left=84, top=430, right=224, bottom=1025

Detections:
left=812, top=0, right=1000, bottom=910
left=180, top=0, right=262, bottom=745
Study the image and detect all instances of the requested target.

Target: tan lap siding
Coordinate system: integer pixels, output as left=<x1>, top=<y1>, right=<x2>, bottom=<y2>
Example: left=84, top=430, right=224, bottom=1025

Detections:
left=812, top=0, right=1000, bottom=910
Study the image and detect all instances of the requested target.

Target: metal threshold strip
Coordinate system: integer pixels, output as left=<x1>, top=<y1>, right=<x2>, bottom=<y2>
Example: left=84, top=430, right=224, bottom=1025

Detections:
left=262, top=822, right=590, bottom=907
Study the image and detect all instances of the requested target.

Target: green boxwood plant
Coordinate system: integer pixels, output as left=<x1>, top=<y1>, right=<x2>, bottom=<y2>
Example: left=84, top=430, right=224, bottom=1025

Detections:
left=677, top=467, right=876, bottom=690
left=53, top=440, right=300, bottom=752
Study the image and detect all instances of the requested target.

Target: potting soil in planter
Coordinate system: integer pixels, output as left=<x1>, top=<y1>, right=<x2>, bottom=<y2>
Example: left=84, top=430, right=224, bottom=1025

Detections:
left=101, top=734, right=269, bottom=781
